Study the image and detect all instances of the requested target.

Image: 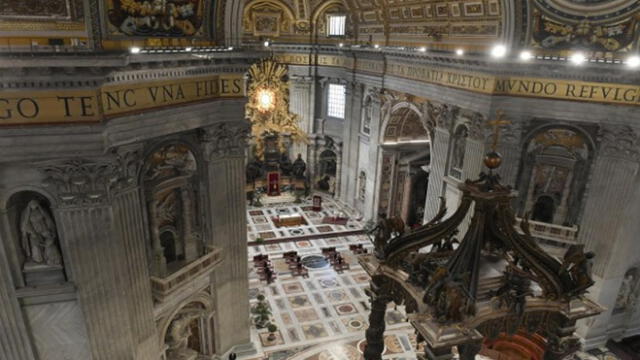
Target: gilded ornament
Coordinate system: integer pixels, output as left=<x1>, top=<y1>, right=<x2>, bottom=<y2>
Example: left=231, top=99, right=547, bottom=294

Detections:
left=246, top=58, right=309, bottom=159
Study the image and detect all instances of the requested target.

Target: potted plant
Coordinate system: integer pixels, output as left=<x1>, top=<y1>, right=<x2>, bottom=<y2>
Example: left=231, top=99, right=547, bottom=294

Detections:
left=255, top=237, right=265, bottom=244
left=251, top=294, right=271, bottom=328
left=267, top=323, right=278, bottom=341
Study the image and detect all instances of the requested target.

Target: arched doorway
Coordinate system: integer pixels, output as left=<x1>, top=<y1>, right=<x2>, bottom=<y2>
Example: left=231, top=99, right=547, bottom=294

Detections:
left=377, top=105, right=431, bottom=227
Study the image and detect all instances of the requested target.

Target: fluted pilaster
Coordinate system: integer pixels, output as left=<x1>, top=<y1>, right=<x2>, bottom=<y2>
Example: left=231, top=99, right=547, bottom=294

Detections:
left=424, top=127, right=450, bottom=222
left=201, top=122, right=251, bottom=353
left=340, top=82, right=364, bottom=207
left=56, top=205, right=135, bottom=360
left=577, top=125, right=640, bottom=349
left=289, top=76, right=314, bottom=160
left=0, top=231, right=36, bottom=360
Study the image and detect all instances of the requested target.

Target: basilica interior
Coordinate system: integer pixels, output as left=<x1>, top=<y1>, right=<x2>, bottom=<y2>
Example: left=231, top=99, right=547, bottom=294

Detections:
left=1, top=1, right=640, bottom=360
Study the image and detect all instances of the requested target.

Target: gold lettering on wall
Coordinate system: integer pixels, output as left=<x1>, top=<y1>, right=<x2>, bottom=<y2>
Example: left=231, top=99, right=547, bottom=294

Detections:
left=0, top=75, right=244, bottom=126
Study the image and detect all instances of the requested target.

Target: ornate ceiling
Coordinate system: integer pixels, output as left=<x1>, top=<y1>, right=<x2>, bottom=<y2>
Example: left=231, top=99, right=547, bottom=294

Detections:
left=0, top=0, right=637, bottom=55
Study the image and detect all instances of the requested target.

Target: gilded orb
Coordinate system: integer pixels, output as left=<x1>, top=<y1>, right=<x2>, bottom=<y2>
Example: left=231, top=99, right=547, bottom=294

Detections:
left=484, top=151, right=502, bottom=169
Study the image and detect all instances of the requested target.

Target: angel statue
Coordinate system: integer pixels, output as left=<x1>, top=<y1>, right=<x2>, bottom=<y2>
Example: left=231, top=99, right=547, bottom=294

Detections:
left=20, top=200, right=62, bottom=267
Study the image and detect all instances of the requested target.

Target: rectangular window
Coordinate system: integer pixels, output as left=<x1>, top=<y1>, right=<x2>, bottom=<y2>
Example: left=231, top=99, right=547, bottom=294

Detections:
left=327, top=84, right=346, bottom=119
left=327, top=15, right=346, bottom=36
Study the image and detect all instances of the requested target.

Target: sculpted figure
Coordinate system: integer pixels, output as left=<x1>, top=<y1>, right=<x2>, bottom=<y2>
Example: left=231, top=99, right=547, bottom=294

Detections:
left=166, top=312, right=200, bottom=359
left=292, top=154, right=306, bottom=178
left=369, top=213, right=392, bottom=257
left=560, top=244, right=595, bottom=295
left=20, top=200, right=62, bottom=267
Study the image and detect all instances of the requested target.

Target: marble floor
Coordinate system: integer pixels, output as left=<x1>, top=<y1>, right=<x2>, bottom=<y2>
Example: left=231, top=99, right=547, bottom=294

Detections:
left=246, top=234, right=420, bottom=360
left=244, top=196, right=419, bottom=360
left=246, top=195, right=365, bottom=243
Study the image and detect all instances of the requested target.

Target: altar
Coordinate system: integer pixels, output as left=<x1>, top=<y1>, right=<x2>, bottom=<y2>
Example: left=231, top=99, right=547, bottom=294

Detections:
left=272, top=213, right=307, bottom=227
left=246, top=134, right=309, bottom=200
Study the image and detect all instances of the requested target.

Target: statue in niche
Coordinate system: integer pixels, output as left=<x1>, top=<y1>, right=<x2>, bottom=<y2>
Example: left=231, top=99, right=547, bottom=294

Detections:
left=166, top=311, right=201, bottom=360
left=450, top=126, right=468, bottom=175
left=20, top=200, right=62, bottom=267
left=279, top=153, right=293, bottom=176
left=362, top=97, right=372, bottom=135
left=358, top=171, right=366, bottom=201
left=292, top=154, right=306, bottom=179
left=246, top=158, right=264, bottom=184
left=614, top=269, right=638, bottom=313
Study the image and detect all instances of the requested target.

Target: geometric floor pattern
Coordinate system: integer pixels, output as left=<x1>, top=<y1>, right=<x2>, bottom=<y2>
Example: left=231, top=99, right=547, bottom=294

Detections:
left=245, top=197, right=418, bottom=359
left=246, top=234, right=420, bottom=359
left=247, top=195, right=364, bottom=242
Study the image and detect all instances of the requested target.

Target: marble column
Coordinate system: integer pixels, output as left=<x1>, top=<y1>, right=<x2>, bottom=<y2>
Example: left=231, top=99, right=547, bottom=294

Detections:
left=181, top=186, right=198, bottom=262
left=111, top=145, right=159, bottom=359
left=365, top=89, right=383, bottom=221
left=149, top=199, right=167, bottom=277
left=0, top=230, right=36, bottom=360
left=334, top=142, right=343, bottom=199
left=41, top=158, right=137, bottom=360
left=576, top=125, right=640, bottom=349
left=423, top=103, right=457, bottom=222
left=340, top=82, right=364, bottom=207
left=289, top=76, right=315, bottom=161
left=201, top=122, right=252, bottom=355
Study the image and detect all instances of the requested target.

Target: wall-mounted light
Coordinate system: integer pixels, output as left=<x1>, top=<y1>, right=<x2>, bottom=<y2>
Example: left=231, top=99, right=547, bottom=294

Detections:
left=418, top=47, right=427, bottom=52
left=519, top=50, right=533, bottom=61
left=374, top=44, right=380, bottom=49
left=490, top=44, right=507, bottom=58
left=455, top=48, right=464, bottom=56
left=185, top=47, right=193, bottom=52
left=569, top=52, right=586, bottom=65
left=626, top=55, right=640, bottom=68
left=263, top=40, right=270, bottom=47
left=130, top=47, right=141, bottom=54
left=228, top=46, right=234, bottom=51
left=338, top=42, right=344, bottom=48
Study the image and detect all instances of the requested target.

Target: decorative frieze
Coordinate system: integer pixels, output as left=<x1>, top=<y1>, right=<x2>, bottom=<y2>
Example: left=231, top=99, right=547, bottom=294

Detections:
left=40, top=159, right=119, bottom=207
left=426, top=101, right=458, bottom=131
left=467, top=112, right=486, bottom=141
left=200, top=121, right=251, bottom=159
left=599, top=125, right=640, bottom=162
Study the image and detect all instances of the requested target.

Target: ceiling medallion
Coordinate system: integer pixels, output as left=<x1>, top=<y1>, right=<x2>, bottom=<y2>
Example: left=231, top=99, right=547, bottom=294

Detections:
left=535, top=0, right=640, bottom=22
